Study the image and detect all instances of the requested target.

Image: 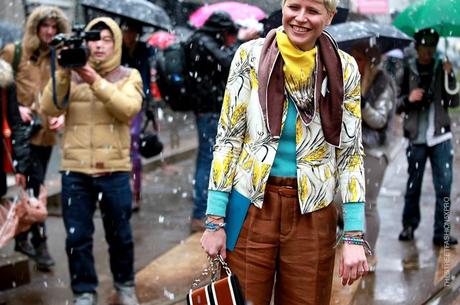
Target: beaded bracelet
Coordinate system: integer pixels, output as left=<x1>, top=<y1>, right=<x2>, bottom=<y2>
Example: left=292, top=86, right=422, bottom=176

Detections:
left=204, top=220, right=226, bottom=232
left=342, top=236, right=373, bottom=256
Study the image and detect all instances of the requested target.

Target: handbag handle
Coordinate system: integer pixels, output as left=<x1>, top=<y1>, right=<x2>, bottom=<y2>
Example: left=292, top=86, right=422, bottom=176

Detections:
left=191, top=255, right=233, bottom=289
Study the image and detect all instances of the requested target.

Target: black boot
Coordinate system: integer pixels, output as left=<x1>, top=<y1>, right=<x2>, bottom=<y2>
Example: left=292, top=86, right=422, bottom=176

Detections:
left=15, top=239, right=36, bottom=258
left=34, top=242, right=55, bottom=271
left=398, top=226, right=414, bottom=241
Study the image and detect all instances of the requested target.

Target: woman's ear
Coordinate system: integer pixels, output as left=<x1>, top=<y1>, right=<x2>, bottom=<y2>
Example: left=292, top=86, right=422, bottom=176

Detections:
left=325, top=11, right=336, bottom=26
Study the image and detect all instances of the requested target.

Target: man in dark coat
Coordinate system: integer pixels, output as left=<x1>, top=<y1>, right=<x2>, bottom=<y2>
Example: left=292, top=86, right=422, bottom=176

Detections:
left=187, top=11, right=259, bottom=232
left=397, top=29, right=460, bottom=246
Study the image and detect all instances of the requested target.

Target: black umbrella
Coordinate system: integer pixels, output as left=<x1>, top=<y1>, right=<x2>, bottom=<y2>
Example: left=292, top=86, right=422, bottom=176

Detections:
left=325, top=21, right=413, bottom=53
left=0, top=21, right=22, bottom=49
left=80, top=0, right=172, bottom=31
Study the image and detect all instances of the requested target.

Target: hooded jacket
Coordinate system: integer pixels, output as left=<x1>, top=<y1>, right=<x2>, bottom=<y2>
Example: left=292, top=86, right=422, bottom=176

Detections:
left=40, top=17, right=143, bottom=174
left=0, top=6, right=70, bottom=146
left=187, top=11, right=241, bottom=113
left=0, top=59, right=30, bottom=175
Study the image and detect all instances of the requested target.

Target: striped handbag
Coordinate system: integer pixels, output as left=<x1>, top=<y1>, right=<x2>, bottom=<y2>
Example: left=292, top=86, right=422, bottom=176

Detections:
left=187, top=255, right=245, bottom=305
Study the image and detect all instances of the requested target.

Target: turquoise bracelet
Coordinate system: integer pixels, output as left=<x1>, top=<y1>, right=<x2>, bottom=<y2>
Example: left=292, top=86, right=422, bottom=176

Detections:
left=204, top=220, right=226, bottom=232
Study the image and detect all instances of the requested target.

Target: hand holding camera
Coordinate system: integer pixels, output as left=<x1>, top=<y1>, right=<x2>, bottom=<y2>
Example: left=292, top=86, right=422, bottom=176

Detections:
left=50, top=25, right=100, bottom=68
left=73, top=64, right=98, bottom=85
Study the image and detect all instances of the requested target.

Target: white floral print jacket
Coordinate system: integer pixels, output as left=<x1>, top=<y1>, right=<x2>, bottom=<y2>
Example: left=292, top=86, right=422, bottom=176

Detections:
left=208, top=32, right=365, bottom=215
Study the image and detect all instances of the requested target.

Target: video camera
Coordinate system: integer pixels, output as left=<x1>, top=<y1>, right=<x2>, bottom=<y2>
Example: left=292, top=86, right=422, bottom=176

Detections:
left=50, top=25, right=100, bottom=68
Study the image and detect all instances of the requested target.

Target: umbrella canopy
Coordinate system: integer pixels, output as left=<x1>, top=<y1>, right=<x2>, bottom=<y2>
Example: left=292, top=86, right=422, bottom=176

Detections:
left=147, top=31, right=176, bottom=49
left=392, top=0, right=460, bottom=37
left=189, top=1, right=266, bottom=28
left=80, top=0, right=172, bottom=31
left=0, top=21, right=22, bottom=49
left=325, top=21, right=413, bottom=53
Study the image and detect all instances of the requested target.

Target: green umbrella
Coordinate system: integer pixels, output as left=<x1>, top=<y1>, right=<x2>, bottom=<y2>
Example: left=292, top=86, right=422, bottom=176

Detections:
left=392, top=0, right=460, bottom=37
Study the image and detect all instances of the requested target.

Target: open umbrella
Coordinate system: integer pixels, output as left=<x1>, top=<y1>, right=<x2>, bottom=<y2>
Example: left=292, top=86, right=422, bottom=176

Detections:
left=147, top=31, right=177, bottom=49
left=80, top=0, right=172, bottom=31
left=325, top=21, right=413, bottom=53
left=393, top=0, right=460, bottom=94
left=189, top=1, right=266, bottom=28
left=392, top=0, right=460, bottom=37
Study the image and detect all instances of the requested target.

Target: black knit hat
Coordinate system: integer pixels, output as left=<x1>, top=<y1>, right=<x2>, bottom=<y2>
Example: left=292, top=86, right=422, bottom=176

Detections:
left=201, top=11, right=238, bottom=34
left=414, top=28, right=439, bottom=47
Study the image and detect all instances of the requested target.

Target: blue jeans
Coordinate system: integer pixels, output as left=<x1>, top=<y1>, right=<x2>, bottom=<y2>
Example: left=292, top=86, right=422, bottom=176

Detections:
left=193, top=113, right=219, bottom=219
left=402, top=140, right=453, bottom=238
left=61, top=172, right=134, bottom=294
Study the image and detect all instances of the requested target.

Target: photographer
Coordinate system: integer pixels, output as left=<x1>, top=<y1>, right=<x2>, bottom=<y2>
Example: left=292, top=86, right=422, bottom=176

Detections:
left=0, top=5, right=70, bottom=271
left=41, top=17, right=142, bottom=305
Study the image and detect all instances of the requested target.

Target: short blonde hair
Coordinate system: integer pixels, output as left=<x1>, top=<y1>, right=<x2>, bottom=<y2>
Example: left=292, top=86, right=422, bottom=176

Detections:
left=281, top=0, right=339, bottom=13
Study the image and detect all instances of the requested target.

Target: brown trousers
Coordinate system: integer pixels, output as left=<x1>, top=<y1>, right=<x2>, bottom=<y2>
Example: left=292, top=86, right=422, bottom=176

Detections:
left=226, top=177, right=337, bottom=305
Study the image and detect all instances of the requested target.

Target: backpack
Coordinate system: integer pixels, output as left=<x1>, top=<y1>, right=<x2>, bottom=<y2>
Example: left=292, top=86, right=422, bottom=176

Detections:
left=155, top=39, right=196, bottom=112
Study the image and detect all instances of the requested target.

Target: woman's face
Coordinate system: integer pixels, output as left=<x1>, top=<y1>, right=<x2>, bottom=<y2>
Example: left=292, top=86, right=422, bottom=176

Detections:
left=282, top=0, right=334, bottom=51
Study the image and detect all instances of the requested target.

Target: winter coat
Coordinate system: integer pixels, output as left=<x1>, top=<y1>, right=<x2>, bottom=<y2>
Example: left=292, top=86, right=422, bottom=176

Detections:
left=208, top=29, right=365, bottom=214
left=187, top=30, right=240, bottom=113
left=0, top=59, right=30, bottom=175
left=396, top=57, right=459, bottom=141
left=40, top=17, right=143, bottom=175
left=0, top=6, right=70, bottom=147
left=361, top=68, right=397, bottom=158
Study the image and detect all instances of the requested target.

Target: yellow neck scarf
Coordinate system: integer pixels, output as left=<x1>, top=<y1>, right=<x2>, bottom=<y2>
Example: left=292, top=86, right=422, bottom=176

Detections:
left=276, top=31, right=316, bottom=113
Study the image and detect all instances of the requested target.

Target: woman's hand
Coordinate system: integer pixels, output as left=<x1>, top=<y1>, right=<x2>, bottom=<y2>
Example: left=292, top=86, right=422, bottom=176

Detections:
left=201, top=225, right=227, bottom=259
left=48, top=115, right=65, bottom=131
left=339, top=243, right=368, bottom=286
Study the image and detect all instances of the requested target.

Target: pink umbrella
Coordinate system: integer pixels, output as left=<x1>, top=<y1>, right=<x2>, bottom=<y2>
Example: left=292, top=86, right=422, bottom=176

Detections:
left=189, top=1, right=266, bottom=28
left=147, top=31, right=177, bottom=49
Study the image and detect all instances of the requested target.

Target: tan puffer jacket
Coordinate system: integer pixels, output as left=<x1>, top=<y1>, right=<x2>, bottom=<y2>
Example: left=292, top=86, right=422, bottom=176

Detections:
left=0, top=6, right=70, bottom=146
left=40, top=17, right=143, bottom=174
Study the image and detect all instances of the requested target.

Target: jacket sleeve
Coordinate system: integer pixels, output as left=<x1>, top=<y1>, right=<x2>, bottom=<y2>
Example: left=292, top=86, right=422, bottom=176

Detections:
left=335, top=54, right=366, bottom=206
left=91, top=69, right=143, bottom=123
left=0, top=44, right=15, bottom=65
left=7, top=85, right=30, bottom=174
left=361, top=73, right=396, bottom=130
left=207, top=43, right=251, bottom=214
left=40, top=70, right=71, bottom=117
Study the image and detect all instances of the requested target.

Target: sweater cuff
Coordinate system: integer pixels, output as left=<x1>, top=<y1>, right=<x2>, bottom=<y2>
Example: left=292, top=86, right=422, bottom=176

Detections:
left=206, top=190, right=230, bottom=217
left=343, top=202, right=365, bottom=232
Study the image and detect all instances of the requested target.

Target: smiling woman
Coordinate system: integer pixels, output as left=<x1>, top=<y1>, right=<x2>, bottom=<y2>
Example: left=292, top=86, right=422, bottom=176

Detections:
left=201, top=0, right=369, bottom=304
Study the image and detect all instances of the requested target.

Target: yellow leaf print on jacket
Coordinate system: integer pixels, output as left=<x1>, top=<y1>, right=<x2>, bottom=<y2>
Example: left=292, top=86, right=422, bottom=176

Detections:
left=303, top=144, right=328, bottom=163
left=299, top=175, right=310, bottom=203
left=347, top=176, right=360, bottom=202
left=250, top=68, right=258, bottom=89
left=220, top=92, right=231, bottom=128
left=344, top=100, right=361, bottom=118
left=212, top=161, right=223, bottom=187
left=295, top=117, right=302, bottom=143
left=231, top=104, right=246, bottom=127
left=347, top=154, right=361, bottom=171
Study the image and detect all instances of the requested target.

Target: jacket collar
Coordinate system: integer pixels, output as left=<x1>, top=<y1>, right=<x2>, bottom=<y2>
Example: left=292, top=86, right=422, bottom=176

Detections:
left=258, top=28, right=344, bottom=146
